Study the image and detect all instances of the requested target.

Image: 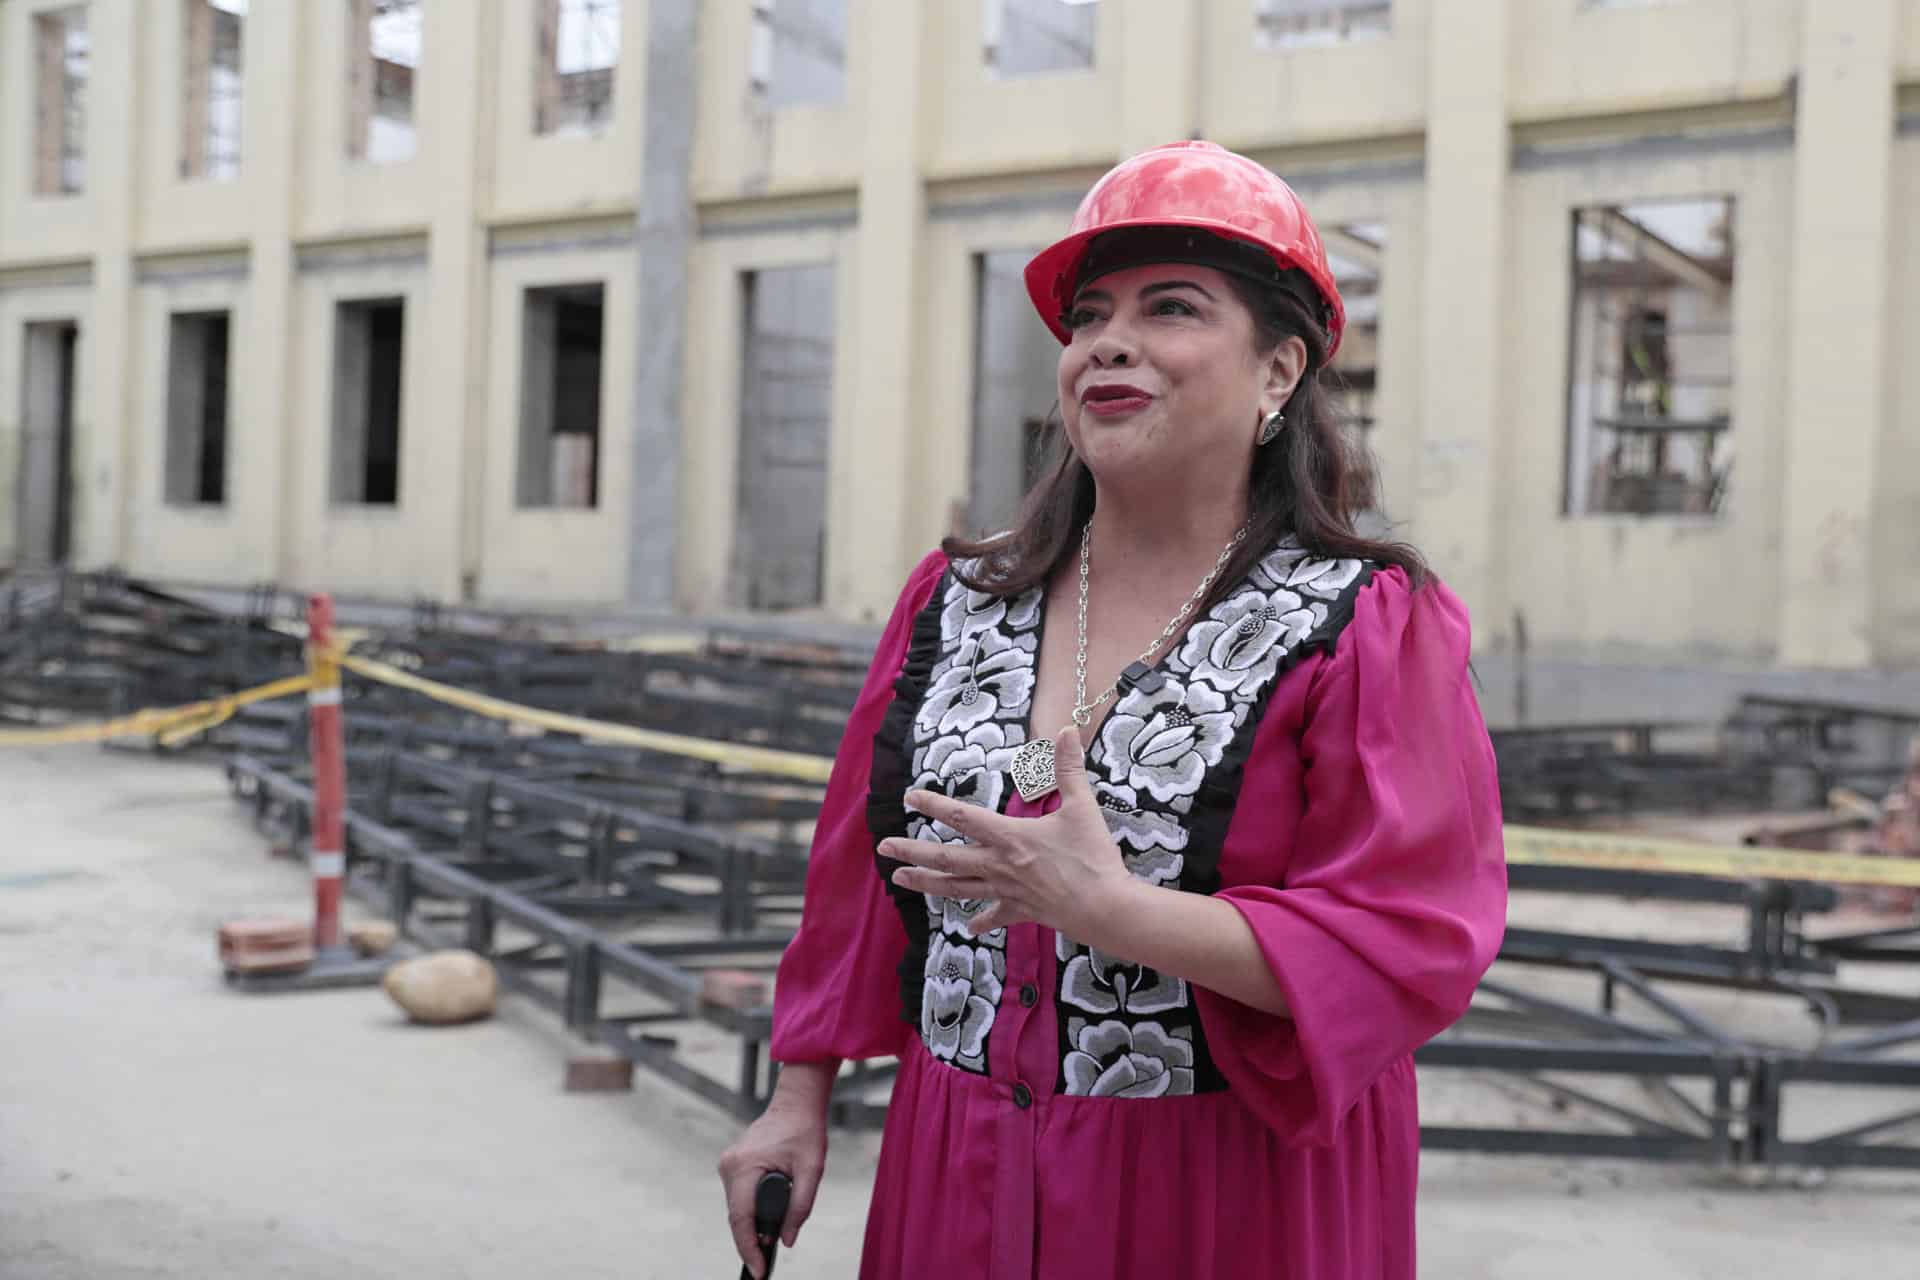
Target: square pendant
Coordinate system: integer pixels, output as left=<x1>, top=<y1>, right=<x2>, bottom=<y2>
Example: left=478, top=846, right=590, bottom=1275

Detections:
left=1010, top=738, right=1058, bottom=802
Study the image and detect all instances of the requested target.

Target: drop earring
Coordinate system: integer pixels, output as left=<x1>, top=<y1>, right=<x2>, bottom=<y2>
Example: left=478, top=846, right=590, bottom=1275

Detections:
left=1257, top=409, right=1285, bottom=446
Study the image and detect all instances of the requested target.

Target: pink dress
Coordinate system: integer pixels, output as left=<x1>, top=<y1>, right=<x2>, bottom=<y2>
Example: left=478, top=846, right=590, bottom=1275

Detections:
left=772, top=544, right=1507, bottom=1279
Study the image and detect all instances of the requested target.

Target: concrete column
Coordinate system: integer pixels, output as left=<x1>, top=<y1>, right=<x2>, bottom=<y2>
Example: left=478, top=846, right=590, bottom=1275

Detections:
left=1413, top=0, right=1510, bottom=641
left=835, top=0, right=928, bottom=621
left=91, top=0, right=141, bottom=571
left=1117, top=0, right=1201, bottom=154
left=1777, top=0, right=1896, bottom=667
left=252, top=3, right=301, bottom=582
left=626, top=0, right=701, bottom=609
left=424, top=0, right=497, bottom=600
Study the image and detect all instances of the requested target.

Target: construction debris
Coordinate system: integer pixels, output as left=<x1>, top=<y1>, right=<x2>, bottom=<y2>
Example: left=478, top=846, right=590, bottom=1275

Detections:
left=1875, top=742, right=1920, bottom=858
left=564, top=1056, right=636, bottom=1093
left=1737, top=741, right=1920, bottom=912
left=217, top=917, right=314, bottom=976
left=382, top=950, right=498, bottom=1025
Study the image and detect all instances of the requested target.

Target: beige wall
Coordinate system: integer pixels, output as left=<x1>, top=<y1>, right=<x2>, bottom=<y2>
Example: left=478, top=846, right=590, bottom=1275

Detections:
left=3, top=0, right=1918, bottom=667
left=916, top=200, right=1083, bottom=554
left=0, top=2, right=96, bottom=265
left=125, top=258, right=267, bottom=583
left=1777, top=0, right=1899, bottom=667
left=1502, top=138, right=1793, bottom=662
left=0, top=272, right=92, bottom=566
left=479, top=228, right=639, bottom=604
left=1205, top=0, right=1428, bottom=149
left=692, top=0, right=860, bottom=200
left=1877, top=131, right=1920, bottom=664
left=134, top=0, right=254, bottom=254
left=681, top=216, right=857, bottom=614
left=489, top=0, right=649, bottom=226
left=295, top=0, right=434, bottom=243
left=1273, top=167, right=1425, bottom=540
left=1509, top=0, right=1800, bottom=120
left=284, top=246, right=445, bottom=599
left=923, top=2, right=1123, bottom=179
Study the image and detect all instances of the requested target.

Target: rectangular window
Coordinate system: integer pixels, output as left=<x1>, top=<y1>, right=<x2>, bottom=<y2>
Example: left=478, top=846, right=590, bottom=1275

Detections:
left=735, top=265, right=835, bottom=610
left=985, top=0, right=1097, bottom=78
left=181, top=0, right=246, bottom=181
left=749, top=0, right=847, bottom=108
left=331, top=298, right=405, bottom=506
left=517, top=284, right=604, bottom=509
left=534, top=0, right=620, bottom=136
left=968, top=251, right=1059, bottom=534
left=348, top=0, right=420, bottom=163
left=1565, top=197, right=1735, bottom=518
left=164, top=311, right=232, bottom=507
left=32, top=7, right=89, bottom=196
left=1324, top=222, right=1384, bottom=432
left=1254, top=0, right=1391, bottom=50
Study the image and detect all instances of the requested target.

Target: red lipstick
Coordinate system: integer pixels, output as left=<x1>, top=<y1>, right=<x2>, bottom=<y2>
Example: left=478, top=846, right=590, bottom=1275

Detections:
left=1080, top=383, right=1154, bottom=418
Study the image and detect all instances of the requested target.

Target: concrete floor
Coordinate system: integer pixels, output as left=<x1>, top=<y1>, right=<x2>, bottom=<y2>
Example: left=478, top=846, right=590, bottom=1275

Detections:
left=3, top=744, right=1917, bottom=1278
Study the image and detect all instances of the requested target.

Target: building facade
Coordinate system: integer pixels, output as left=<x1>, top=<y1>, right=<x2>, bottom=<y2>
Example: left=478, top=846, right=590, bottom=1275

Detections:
left=1, top=0, right=1917, bottom=669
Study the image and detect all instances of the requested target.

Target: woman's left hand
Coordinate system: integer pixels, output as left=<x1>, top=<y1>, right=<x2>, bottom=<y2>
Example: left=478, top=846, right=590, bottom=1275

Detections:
left=879, top=727, right=1132, bottom=939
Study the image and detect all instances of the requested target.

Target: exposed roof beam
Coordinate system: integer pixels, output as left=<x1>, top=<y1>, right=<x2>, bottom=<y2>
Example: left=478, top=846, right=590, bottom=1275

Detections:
left=1591, top=207, right=1731, bottom=293
left=1319, top=225, right=1383, bottom=275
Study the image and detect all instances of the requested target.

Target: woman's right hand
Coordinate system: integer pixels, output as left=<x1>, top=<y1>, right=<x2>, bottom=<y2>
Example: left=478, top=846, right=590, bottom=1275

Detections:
left=718, top=1062, right=835, bottom=1278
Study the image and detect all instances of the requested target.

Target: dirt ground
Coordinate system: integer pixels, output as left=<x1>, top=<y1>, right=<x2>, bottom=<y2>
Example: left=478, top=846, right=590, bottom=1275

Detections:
left=3, top=745, right=1917, bottom=1278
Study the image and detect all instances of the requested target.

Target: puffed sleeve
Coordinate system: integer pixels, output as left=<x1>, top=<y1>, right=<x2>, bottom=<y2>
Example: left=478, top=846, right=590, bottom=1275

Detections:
left=770, top=549, right=949, bottom=1064
left=1193, top=567, right=1507, bottom=1145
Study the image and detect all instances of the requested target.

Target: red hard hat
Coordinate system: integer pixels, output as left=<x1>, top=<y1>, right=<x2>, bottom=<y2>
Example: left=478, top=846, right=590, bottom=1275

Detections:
left=1024, top=140, right=1346, bottom=358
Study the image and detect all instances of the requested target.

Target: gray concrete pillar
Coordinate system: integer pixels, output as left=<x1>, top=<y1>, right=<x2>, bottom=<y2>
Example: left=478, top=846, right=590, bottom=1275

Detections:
left=626, top=0, right=702, bottom=609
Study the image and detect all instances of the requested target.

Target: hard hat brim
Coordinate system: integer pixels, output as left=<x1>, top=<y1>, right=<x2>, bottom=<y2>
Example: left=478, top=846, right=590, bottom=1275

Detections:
left=1024, top=215, right=1346, bottom=358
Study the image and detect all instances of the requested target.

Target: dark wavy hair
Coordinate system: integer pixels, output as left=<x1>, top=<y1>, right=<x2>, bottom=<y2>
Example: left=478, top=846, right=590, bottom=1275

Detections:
left=941, top=269, right=1428, bottom=604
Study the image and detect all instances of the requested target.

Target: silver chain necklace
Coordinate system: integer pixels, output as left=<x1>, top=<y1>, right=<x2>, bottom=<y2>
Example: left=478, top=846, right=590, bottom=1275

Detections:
left=1008, top=516, right=1251, bottom=803
left=1072, top=518, right=1249, bottom=725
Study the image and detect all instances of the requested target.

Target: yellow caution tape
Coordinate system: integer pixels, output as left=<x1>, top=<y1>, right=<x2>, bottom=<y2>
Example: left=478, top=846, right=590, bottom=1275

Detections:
left=338, top=652, right=836, bottom=784
left=602, top=633, right=709, bottom=656
left=328, top=657, right=1920, bottom=887
left=1505, top=823, right=1920, bottom=889
left=10, top=631, right=1916, bottom=889
left=0, top=672, right=316, bottom=748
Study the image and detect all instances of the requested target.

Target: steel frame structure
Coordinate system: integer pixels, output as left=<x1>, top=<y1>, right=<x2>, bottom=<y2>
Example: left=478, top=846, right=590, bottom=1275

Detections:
left=10, top=571, right=1919, bottom=1166
left=225, top=752, right=892, bottom=1128
left=1423, top=959, right=1920, bottom=1168
left=223, top=748, right=1920, bottom=1167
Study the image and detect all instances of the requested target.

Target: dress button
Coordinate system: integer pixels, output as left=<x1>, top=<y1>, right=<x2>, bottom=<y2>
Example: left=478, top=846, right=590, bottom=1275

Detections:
left=1019, top=983, right=1038, bottom=1008
left=1012, top=1082, right=1033, bottom=1110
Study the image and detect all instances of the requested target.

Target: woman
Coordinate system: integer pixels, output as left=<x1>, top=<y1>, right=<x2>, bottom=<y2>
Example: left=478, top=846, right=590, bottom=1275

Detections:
left=720, top=140, right=1507, bottom=1280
